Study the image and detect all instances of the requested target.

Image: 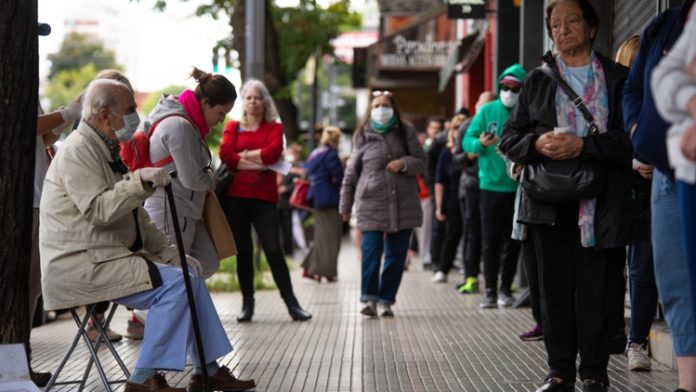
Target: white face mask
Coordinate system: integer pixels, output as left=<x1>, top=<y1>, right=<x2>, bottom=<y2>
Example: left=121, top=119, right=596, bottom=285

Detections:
left=111, top=111, right=140, bottom=142
left=500, top=90, right=520, bottom=109
left=370, top=106, right=394, bottom=125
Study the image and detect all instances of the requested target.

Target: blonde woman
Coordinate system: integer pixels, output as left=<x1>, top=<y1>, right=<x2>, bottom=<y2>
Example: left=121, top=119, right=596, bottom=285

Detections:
left=301, top=127, right=345, bottom=282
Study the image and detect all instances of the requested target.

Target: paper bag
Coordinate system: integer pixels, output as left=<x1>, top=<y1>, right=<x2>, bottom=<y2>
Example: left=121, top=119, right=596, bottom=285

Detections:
left=203, top=192, right=237, bottom=259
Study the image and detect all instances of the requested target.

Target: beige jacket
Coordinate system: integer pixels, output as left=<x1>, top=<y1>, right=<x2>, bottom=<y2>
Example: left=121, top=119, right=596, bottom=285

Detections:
left=39, top=122, right=179, bottom=310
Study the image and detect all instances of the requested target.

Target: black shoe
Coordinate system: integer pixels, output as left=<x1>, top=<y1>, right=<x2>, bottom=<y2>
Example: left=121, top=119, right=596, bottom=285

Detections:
left=288, top=305, right=312, bottom=321
left=236, top=301, right=254, bottom=323
left=30, top=370, right=52, bottom=387
left=582, top=380, right=608, bottom=392
left=535, top=378, right=574, bottom=392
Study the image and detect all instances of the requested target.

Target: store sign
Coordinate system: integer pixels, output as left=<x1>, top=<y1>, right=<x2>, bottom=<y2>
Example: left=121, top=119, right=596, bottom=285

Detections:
left=447, top=0, right=487, bottom=19
left=380, top=34, right=457, bottom=68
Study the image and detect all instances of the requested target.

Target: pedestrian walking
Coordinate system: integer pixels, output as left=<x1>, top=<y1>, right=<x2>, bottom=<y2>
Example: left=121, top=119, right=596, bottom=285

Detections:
left=340, top=90, right=426, bottom=317
left=301, top=126, right=345, bottom=282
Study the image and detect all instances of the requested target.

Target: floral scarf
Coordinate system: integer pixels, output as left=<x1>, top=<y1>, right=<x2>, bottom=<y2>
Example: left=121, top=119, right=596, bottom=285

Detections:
left=552, top=52, right=609, bottom=247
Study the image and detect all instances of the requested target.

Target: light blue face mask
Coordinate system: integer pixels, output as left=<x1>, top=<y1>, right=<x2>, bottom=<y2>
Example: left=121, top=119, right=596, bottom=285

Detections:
left=111, top=111, right=140, bottom=141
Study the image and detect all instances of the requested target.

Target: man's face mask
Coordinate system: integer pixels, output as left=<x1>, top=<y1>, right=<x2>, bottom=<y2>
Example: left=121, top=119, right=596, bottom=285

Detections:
left=111, top=110, right=140, bottom=141
left=500, top=88, right=520, bottom=109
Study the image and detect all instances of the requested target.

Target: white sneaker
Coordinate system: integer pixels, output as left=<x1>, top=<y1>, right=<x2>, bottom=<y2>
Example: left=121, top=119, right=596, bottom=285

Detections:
left=497, top=293, right=515, bottom=307
left=379, top=304, right=394, bottom=317
left=627, top=342, right=651, bottom=371
left=431, top=271, right=447, bottom=283
left=360, top=301, right=377, bottom=316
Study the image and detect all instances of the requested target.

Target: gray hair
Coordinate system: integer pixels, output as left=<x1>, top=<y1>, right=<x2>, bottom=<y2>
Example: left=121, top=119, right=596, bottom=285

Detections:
left=240, top=79, right=279, bottom=122
left=96, top=69, right=134, bottom=92
left=82, top=79, right=130, bottom=120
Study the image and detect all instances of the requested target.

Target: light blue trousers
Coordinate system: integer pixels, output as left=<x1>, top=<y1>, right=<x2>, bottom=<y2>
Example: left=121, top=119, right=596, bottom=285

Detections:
left=115, top=264, right=232, bottom=370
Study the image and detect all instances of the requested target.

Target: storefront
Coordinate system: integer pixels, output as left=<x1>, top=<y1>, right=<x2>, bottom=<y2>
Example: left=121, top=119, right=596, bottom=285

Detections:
left=365, top=9, right=459, bottom=129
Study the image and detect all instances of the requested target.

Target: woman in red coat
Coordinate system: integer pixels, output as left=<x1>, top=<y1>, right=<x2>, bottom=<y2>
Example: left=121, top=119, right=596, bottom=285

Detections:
left=219, top=79, right=311, bottom=322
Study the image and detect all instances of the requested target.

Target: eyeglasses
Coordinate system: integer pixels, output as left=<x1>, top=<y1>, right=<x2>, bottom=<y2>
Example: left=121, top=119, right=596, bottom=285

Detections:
left=371, top=90, right=393, bottom=98
left=500, top=85, right=520, bottom=93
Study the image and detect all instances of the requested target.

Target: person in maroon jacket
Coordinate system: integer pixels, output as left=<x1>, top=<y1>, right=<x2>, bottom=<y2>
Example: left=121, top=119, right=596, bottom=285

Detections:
left=219, top=79, right=311, bottom=323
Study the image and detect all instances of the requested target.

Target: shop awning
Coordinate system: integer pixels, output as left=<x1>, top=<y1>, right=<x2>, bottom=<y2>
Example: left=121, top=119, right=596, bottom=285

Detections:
left=438, top=29, right=486, bottom=92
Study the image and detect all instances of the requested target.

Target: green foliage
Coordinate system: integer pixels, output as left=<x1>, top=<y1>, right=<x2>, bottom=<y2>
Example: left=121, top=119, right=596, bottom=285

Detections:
left=44, top=64, right=98, bottom=112
left=141, top=85, right=188, bottom=115
left=206, top=246, right=296, bottom=292
left=207, top=116, right=230, bottom=151
left=271, top=1, right=360, bottom=81
left=47, top=32, right=121, bottom=80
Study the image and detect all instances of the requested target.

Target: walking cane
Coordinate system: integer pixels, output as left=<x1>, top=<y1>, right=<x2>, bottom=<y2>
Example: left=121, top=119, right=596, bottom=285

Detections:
left=164, top=171, right=210, bottom=390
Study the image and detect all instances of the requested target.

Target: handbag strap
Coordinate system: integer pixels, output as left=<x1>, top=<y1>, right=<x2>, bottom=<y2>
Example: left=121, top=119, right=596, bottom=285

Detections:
left=539, top=65, right=599, bottom=135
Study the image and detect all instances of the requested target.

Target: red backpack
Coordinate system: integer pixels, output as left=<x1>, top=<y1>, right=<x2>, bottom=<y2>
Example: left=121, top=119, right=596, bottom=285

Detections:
left=120, top=114, right=190, bottom=171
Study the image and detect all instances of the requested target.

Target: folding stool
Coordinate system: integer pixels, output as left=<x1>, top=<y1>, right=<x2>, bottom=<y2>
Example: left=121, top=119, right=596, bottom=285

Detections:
left=44, top=303, right=130, bottom=391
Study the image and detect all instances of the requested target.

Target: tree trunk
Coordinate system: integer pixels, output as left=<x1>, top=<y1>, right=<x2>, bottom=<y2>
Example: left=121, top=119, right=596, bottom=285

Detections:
left=231, top=0, right=300, bottom=141
left=0, top=0, right=38, bottom=347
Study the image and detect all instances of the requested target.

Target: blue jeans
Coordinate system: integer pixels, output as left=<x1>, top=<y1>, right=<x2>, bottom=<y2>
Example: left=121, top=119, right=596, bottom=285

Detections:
left=677, top=181, right=696, bottom=322
left=652, top=171, right=696, bottom=356
left=627, top=241, right=658, bottom=345
left=361, top=229, right=412, bottom=305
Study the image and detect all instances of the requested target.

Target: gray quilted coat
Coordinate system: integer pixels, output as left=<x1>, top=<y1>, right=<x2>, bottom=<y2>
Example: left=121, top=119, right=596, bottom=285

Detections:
left=339, top=123, right=426, bottom=232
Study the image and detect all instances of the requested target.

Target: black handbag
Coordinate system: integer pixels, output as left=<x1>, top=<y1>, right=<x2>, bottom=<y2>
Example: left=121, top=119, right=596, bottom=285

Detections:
left=521, top=66, right=605, bottom=202
left=214, top=122, right=240, bottom=199
left=523, top=159, right=603, bottom=202
left=214, top=163, right=234, bottom=199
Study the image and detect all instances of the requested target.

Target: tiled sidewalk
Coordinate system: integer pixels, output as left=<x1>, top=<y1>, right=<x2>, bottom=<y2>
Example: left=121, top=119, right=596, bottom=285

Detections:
left=31, top=241, right=678, bottom=391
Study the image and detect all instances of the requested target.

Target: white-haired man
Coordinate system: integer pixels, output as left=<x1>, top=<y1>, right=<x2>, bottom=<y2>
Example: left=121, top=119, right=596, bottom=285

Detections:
left=39, top=79, right=255, bottom=392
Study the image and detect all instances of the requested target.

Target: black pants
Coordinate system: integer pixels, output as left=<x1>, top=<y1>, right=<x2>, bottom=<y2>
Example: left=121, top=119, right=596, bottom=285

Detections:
left=479, top=190, right=519, bottom=296
left=429, top=211, right=446, bottom=270
left=459, top=186, right=482, bottom=279
left=529, top=203, right=623, bottom=385
left=278, top=207, right=293, bottom=256
left=521, top=240, right=541, bottom=325
left=222, top=197, right=296, bottom=304
left=438, top=202, right=463, bottom=274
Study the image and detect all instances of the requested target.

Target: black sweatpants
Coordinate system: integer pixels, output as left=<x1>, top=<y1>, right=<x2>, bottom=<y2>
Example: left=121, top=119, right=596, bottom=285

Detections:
left=438, top=202, right=463, bottom=274
left=459, top=186, right=482, bottom=279
left=479, top=190, right=519, bottom=296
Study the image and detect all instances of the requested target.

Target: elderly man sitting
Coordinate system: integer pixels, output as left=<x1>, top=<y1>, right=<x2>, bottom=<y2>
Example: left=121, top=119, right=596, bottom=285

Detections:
left=39, top=79, right=255, bottom=392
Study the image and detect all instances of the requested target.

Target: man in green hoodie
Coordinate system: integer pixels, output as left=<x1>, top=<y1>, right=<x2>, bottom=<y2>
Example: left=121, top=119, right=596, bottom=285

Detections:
left=463, top=63, right=526, bottom=309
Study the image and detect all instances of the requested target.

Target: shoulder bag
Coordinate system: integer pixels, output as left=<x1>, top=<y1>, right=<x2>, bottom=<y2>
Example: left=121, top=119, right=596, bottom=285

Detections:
left=214, top=122, right=240, bottom=199
left=521, top=66, right=605, bottom=203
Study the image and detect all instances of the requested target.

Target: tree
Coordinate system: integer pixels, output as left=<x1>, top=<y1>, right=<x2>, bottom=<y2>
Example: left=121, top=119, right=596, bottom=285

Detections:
left=47, top=32, right=121, bottom=79
left=0, top=0, right=38, bottom=348
left=146, top=0, right=359, bottom=140
left=140, top=84, right=188, bottom=114
left=44, top=33, right=122, bottom=111
left=44, top=63, right=98, bottom=111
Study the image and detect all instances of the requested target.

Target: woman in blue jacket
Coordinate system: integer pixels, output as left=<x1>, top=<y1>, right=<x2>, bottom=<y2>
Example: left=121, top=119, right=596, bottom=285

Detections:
left=301, top=127, right=345, bottom=281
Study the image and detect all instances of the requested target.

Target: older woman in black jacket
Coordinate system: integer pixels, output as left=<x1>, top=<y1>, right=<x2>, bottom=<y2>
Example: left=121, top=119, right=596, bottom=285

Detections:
left=499, top=1, right=635, bottom=391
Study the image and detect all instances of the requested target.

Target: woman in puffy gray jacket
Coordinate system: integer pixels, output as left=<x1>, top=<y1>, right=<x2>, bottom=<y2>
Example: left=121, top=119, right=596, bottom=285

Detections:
left=339, top=91, right=426, bottom=317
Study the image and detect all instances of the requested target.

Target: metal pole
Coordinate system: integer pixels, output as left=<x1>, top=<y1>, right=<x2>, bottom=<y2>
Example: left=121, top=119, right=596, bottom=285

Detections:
left=310, top=50, right=319, bottom=149
left=245, top=0, right=265, bottom=80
